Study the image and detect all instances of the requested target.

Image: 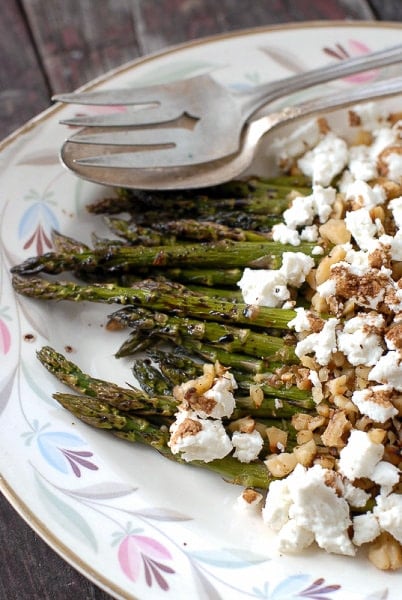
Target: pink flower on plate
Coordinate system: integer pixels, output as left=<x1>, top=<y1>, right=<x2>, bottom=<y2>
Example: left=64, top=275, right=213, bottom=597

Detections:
left=118, top=533, right=175, bottom=590
left=0, top=318, right=11, bottom=355
left=0, top=307, right=12, bottom=355
left=323, top=40, right=377, bottom=83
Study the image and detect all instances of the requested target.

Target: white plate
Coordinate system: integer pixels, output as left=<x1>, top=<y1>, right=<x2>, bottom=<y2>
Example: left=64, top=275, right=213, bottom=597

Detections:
left=1, top=21, right=402, bottom=600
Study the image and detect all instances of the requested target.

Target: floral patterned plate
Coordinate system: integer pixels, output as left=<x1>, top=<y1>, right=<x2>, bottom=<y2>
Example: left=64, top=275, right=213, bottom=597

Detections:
left=1, top=21, right=402, bottom=600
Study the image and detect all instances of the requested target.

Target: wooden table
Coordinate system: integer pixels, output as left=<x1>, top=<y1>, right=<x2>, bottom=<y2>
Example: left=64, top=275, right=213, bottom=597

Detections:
left=1, top=1, right=402, bottom=598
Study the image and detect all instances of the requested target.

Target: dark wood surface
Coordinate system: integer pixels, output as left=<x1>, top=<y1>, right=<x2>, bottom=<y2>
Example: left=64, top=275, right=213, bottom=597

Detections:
left=1, top=1, right=402, bottom=598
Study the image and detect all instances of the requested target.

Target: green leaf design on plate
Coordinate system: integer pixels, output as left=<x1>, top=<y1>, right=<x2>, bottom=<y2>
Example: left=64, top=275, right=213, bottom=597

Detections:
left=187, top=547, right=268, bottom=568
left=21, top=360, right=55, bottom=406
left=35, top=473, right=98, bottom=552
left=127, top=59, right=220, bottom=86
left=68, top=481, right=137, bottom=500
left=0, top=365, right=17, bottom=416
left=129, top=506, right=192, bottom=522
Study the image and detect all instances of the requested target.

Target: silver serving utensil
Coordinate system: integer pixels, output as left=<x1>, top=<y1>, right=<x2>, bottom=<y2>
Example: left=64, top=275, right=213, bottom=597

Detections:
left=60, top=74, right=402, bottom=190
left=54, top=44, right=402, bottom=169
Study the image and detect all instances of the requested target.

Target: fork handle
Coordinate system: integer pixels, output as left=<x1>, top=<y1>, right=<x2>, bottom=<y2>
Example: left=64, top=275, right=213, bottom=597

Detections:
left=240, top=43, right=402, bottom=118
left=255, top=74, right=402, bottom=136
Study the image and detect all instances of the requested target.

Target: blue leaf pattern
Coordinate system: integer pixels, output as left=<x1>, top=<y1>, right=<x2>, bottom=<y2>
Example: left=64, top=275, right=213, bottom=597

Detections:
left=37, top=431, right=88, bottom=473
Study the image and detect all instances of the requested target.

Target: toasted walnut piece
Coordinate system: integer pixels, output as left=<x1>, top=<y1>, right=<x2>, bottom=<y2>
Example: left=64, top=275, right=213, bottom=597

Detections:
left=266, top=452, right=298, bottom=477
left=368, top=532, right=402, bottom=571
left=227, top=416, right=255, bottom=434
left=241, top=487, right=263, bottom=506
left=296, top=429, right=314, bottom=445
left=308, top=415, right=326, bottom=431
left=326, top=375, right=348, bottom=397
left=169, top=418, right=202, bottom=446
left=319, top=219, right=351, bottom=245
left=174, top=363, right=216, bottom=402
left=314, top=455, right=336, bottom=470
left=317, top=117, right=331, bottom=134
left=321, top=409, right=352, bottom=448
left=310, top=292, right=330, bottom=314
left=291, top=413, right=313, bottom=431
left=249, top=384, right=264, bottom=408
left=392, top=396, right=402, bottom=416
left=388, top=111, right=402, bottom=125
left=293, top=439, right=317, bottom=467
left=348, top=110, right=361, bottom=127
left=316, top=403, right=330, bottom=418
left=315, top=245, right=347, bottom=286
left=370, top=176, right=402, bottom=199
left=368, top=428, right=387, bottom=444
left=266, top=426, right=288, bottom=453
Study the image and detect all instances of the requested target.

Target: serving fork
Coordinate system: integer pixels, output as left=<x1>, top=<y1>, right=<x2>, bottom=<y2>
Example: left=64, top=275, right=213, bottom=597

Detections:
left=54, top=44, right=402, bottom=188
left=59, top=74, right=402, bottom=190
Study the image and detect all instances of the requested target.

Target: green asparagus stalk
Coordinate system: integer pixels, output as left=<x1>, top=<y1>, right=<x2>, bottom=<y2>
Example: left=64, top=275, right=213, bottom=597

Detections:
left=38, top=346, right=313, bottom=418
left=13, top=276, right=296, bottom=330
left=11, top=238, right=316, bottom=276
left=146, top=349, right=313, bottom=406
left=87, top=175, right=311, bottom=215
left=108, top=306, right=298, bottom=363
left=53, top=391, right=272, bottom=488
left=37, top=346, right=175, bottom=416
left=106, top=217, right=273, bottom=245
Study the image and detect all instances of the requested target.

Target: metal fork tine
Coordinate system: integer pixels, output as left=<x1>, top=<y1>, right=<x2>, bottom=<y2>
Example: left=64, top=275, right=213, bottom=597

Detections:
left=52, top=74, right=209, bottom=106
left=60, top=106, right=185, bottom=128
left=73, top=144, right=199, bottom=169
left=68, top=127, right=191, bottom=148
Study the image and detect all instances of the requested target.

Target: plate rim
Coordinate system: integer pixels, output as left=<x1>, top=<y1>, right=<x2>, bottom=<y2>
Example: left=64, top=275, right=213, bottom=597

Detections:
left=2, top=19, right=402, bottom=600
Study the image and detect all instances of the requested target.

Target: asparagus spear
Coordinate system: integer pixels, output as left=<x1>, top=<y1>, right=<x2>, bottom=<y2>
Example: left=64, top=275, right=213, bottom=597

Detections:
left=13, top=276, right=296, bottom=329
left=108, top=306, right=298, bottom=363
left=37, top=346, right=176, bottom=416
left=53, top=391, right=272, bottom=488
left=146, top=349, right=313, bottom=406
left=11, top=239, right=316, bottom=276
left=106, top=217, right=273, bottom=244
left=38, top=346, right=313, bottom=418
left=87, top=175, right=311, bottom=215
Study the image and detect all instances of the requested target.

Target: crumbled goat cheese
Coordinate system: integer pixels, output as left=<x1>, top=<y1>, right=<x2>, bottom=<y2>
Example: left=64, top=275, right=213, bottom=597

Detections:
left=338, top=430, right=383, bottom=480
left=371, top=461, right=400, bottom=495
left=232, top=430, right=264, bottom=463
left=373, top=494, right=402, bottom=544
left=300, top=224, right=319, bottom=242
left=280, top=252, right=314, bottom=287
left=168, top=410, right=232, bottom=462
left=352, top=513, right=381, bottom=546
left=351, top=101, right=384, bottom=129
left=337, top=313, right=385, bottom=367
left=294, top=318, right=339, bottom=366
left=343, top=481, right=371, bottom=508
left=389, top=196, right=402, bottom=229
left=345, top=179, right=386, bottom=208
left=297, top=133, right=349, bottom=186
left=344, top=207, right=380, bottom=250
left=263, top=464, right=355, bottom=556
left=272, top=186, right=336, bottom=246
left=271, top=223, right=301, bottom=246
left=382, top=149, right=402, bottom=181
left=237, top=268, right=289, bottom=307
left=287, top=307, right=315, bottom=333
left=348, top=146, right=378, bottom=182
left=271, top=119, right=322, bottom=166
left=203, top=372, right=237, bottom=419
left=237, top=252, right=313, bottom=308
left=351, top=385, right=398, bottom=423
left=369, top=351, right=402, bottom=391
